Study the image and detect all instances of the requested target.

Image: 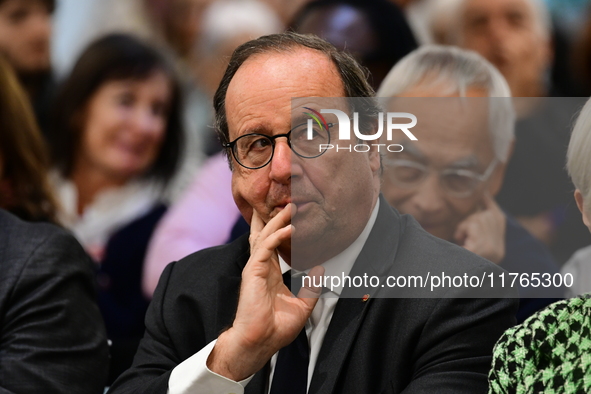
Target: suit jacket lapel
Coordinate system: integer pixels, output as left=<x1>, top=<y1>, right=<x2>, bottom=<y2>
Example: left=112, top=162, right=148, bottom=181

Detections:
left=309, top=195, right=403, bottom=394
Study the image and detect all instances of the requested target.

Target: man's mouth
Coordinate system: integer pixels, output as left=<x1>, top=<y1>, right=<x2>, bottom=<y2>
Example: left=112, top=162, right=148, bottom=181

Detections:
left=292, top=200, right=315, bottom=213
left=273, top=200, right=291, bottom=211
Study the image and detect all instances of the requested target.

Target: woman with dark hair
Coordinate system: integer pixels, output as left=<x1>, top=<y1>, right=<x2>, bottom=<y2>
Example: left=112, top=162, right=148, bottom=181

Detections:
left=49, top=33, right=183, bottom=383
left=290, top=0, right=418, bottom=89
left=0, top=0, right=56, bottom=135
left=0, top=56, right=58, bottom=223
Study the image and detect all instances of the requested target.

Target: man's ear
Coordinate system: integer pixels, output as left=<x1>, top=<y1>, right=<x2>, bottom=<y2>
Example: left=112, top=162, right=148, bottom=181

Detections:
left=574, top=189, right=591, bottom=229
left=366, top=123, right=383, bottom=174
left=369, top=144, right=381, bottom=174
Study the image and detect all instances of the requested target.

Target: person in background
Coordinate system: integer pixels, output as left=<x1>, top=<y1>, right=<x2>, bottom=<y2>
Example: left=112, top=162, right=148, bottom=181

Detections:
left=571, top=8, right=591, bottom=97
left=561, top=97, right=591, bottom=297
left=290, top=0, right=418, bottom=90
left=0, top=0, right=55, bottom=136
left=489, top=95, right=591, bottom=394
left=108, top=31, right=516, bottom=394
left=48, top=33, right=183, bottom=384
left=0, top=52, right=109, bottom=394
left=0, top=55, right=57, bottom=223
left=378, top=45, right=561, bottom=323
left=143, top=0, right=283, bottom=298
left=142, top=153, right=241, bottom=298
left=193, top=0, right=283, bottom=101
left=388, top=0, right=439, bottom=44
left=191, top=0, right=283, bottom=155
left=144, top=0, right=212, bottom=64
left=444, top=0, right=590, bottom=264
left=53, top=0, right=215, bottom=202
left=446, top=0, right=552, bottom=98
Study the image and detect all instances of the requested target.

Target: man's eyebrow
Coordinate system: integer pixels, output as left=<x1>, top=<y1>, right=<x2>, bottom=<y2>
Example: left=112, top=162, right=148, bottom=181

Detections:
left=447, top=156, right=479, bottom=169
left=291, top=113, right=311, bottom=125
left=239, top=125, right=270, bottom=136
left=292, top=107, right=333, bottom=126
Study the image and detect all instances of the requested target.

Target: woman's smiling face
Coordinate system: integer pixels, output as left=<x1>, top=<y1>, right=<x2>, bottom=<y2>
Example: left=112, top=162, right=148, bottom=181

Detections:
left=77, top=70, right=172, bottom=182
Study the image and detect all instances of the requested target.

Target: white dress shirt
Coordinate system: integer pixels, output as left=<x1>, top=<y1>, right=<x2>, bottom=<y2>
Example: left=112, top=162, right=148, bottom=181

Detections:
left=168, top=200, right=380, bottom=394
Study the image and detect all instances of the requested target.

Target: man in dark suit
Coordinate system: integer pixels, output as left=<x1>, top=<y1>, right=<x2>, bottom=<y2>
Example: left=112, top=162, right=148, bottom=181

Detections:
left=109, top=32, right=517, bottom=394
left=0, top=209, right=109, bottom=393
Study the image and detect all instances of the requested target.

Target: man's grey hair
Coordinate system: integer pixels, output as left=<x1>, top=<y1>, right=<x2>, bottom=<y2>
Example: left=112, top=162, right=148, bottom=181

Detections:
left=377, top=45, right=515, bottom=163
left=445, top=0, right=551, bottom=44
left=567, top=98, right=591, bottom=215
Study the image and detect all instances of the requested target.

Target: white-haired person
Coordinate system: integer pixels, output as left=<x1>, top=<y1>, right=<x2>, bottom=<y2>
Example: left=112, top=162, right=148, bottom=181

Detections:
left=378, top=45, right=561, bottom=323
left=489, top=96, right=591, bottom=394
left=441, top=0, right=590, bottom=265
left=561, top=99, right=591, bottom=297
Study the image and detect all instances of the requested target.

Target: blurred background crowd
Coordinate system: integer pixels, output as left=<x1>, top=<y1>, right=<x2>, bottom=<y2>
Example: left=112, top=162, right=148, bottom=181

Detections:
left=3, top=0, right=591, bottom=385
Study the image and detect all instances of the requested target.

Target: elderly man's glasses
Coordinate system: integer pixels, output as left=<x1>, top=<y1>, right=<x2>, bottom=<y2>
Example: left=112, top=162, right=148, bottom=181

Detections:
left=384, top=158, right=498, bottom=198
left=223, top=122, right=334, bottom=169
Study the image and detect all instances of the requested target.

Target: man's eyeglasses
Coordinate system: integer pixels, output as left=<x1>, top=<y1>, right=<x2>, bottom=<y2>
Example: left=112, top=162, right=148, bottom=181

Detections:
left=383, top=158, right=498, bottom=198
left=223, top=122, right=334, bottom=169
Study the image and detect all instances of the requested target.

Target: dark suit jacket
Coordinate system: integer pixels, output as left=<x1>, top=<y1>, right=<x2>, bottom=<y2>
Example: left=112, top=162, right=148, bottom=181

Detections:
left=0, top=209, right=109, bottom=394
left=502, top=214, right=562, bottom=323
left=109, top=196, right=518, bottom=394
left=97, top=204, right=167, bottom=384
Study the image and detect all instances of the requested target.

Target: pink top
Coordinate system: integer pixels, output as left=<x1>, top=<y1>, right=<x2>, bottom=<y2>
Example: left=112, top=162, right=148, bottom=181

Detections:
left=142, top=153, right=241, bottom=297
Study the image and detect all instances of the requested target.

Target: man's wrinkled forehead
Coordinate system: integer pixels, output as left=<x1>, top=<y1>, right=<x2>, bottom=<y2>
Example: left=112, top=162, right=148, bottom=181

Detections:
left=231, top=48, right=343, bottom=89
left=291, top=97, right=349, bottom=123
left=225, top=49, right=346, bottom=133
left=384, top=96, right=492, bottom=159
left=385, top=96, right=490, bottom=129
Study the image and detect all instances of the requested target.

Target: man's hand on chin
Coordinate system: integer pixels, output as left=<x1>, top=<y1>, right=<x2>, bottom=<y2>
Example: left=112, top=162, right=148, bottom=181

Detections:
left=206, top=203, right=324, bottom=381
left=454, top=193, right=507, bottom=265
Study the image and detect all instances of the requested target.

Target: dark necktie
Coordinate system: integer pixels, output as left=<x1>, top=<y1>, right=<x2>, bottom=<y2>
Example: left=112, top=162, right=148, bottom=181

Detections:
left=269, top=271, right=310, bottom=394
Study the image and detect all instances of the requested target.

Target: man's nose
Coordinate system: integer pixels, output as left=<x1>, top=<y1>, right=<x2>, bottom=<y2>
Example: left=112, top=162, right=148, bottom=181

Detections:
left=412, top=175, right=446, bottom=215
left=269, top=139, right=292, bottom=183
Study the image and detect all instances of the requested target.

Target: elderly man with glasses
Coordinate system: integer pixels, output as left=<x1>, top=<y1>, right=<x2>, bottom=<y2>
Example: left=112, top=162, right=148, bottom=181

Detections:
left=378, top=45, right=561, bottom=323
left=109, top=33, right=518, bottom=394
